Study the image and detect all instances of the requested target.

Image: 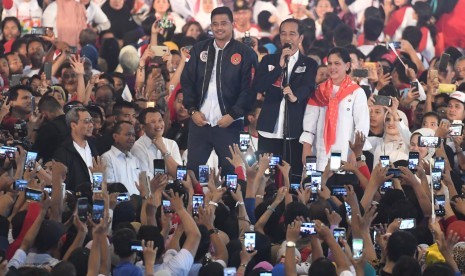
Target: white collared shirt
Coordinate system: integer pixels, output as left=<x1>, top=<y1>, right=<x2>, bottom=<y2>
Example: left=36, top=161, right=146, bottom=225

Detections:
left=200, top=40, right=230, bottom=127
left=73, top=140, right=93, bottom=181
left=102, top=146, right=141, bottom=195
left=131, top=134, right=182, bottom=175
left=259, top=51, right=299, bottom=139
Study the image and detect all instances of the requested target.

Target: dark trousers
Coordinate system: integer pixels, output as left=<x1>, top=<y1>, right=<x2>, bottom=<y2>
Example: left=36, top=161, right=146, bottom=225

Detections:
left=187, top=119, right=242, bottom=177
left=258, top=134, right=303, bottom=180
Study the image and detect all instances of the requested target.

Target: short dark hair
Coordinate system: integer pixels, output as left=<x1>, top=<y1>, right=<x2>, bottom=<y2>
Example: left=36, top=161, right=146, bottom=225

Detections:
left=79, top=28, right=97, bottom=47
left=8, top=85, right=33, bottom=101
left=279, top=18, right=305, bottom=36
left=422, top=111, right=440, bottom=123
left=327, top=47, right=351, bottom=74
left=38, top=95, right=62, bottom=113
left=112, top=120, right=133, bottom=135
left=26, top=37, right=45, bottom=53
left=211, top=7, right=233, bottom=23
left=333, top=24, right=353, bottom=47
left=138, top=107, right=163, bottom=125
left=364, top=18, right=384, bottom=41
left=113, top=101, right=136, bottom=118
left=402, top=26, right=422, bottom=50
left=113, top=228, right=136, bottom=258
left=387, top=231, right=418, bottom=262
left=308, top=257, right=337, bottom=276
left=11, top=38, right=27, bottom=53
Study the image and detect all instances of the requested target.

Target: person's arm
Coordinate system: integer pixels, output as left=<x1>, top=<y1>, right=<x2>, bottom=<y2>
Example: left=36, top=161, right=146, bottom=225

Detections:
left=69, top=56, right=86, bottom=104
left=198, top=207, right=228, bottom=263
left=152, top=138, right=180, bottom=179
left=167, top=191, right=201, bottom=256
left=63, top=215, right=88, bottom=260
left=167, top=48, right=188, bottom=93
left=19, top=197, right=50, bottom=253
left=254, top=187, right=286, bottom=235
left=284, top=220, right=301, bottom=276
left=399, top=167, right=432, bottom=217
left=143, top=240, right=157, bottom=276
left=49, top=161, right=67, bottom=222
left=361, top=164, right=391, bottom=210
left=300, top=104, right=320, bottom=164
left=230, top=185, right=251, bottom=235
left=431, top=220, right=460, bottom=274
left=90, top=4, right=111, bottom=33
left=315, top=220, right=351, bottom=274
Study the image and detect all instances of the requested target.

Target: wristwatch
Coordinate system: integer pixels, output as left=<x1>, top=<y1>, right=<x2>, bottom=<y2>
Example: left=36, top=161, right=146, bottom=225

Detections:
left=189, top=108, right=198, bottom=116
left=286, top=241, right=296, bottom=248
left=208, top=228, right=219, bottom=236
left=356, top=155, right=366, bottom=162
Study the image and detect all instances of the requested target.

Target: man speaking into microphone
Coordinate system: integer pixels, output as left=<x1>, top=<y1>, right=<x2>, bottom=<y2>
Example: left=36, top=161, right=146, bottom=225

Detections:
left=252, top=18, right=317, bottom=176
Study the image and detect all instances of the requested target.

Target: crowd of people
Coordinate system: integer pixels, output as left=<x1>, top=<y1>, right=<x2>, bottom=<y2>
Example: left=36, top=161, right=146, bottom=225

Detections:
left=1, top=0, right=465, bottom=275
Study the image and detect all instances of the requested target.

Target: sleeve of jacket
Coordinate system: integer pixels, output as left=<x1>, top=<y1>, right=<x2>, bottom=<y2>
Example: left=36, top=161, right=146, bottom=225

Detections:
left=251, top=54, right=282, bottom=95
left=292, top=59, right=318, bottom=104
left=180, top=45, right=199, bottom=112
left=228, top=48, right=259, bottom=119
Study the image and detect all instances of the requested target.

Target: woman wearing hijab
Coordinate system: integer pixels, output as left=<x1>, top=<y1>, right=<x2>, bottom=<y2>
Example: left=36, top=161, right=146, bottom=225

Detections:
left=300, top=47, right=370, bottom=172
left=193, top=0, right=217, bottom=30
left=42, top=0, right=87, bottom=47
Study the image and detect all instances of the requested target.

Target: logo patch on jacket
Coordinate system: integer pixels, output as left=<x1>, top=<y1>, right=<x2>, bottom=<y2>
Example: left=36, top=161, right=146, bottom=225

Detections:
left=231, top=53, right=242, bottom=65
left=200, top=51, right=208, bottom=62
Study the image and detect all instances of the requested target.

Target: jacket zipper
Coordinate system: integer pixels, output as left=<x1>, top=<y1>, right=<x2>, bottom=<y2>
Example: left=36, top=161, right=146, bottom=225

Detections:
left=200, top=45, right=209, bottom=105
left=218, top=50, right=226, bottom=114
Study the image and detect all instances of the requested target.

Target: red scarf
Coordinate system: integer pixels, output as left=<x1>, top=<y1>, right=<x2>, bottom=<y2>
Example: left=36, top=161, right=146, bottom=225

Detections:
left=308, top=75, right=359, bottom=153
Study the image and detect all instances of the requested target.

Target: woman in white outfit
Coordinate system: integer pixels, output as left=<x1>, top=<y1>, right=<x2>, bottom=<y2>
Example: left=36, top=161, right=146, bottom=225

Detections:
left=300, top=47, right=370, bottom=172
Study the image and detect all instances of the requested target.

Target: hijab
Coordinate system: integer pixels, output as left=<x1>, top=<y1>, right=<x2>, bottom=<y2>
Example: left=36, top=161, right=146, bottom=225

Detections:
left=56, top=0, right=87, bottom=46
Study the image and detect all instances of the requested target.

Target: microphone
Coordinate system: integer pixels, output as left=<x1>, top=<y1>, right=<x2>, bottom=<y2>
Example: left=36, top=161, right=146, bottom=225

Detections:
left=282, top=43, right=292, bottom=65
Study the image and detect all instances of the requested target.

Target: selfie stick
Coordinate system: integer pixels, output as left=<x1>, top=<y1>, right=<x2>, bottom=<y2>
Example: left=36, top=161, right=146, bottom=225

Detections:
left=430, top=157, right=435, bottom=221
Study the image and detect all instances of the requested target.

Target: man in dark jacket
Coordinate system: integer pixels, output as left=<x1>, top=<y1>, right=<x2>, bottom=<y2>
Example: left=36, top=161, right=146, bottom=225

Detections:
left=181, top=6, right=258, bottom=176
left=252, top=18, right=317, bottom=176
left=53, top=107, right=98, bottom=191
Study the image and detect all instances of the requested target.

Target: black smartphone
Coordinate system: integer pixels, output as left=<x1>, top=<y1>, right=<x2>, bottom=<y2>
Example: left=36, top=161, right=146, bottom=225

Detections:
left=311, top=171, right=322, bottom=192
left=130, top=240, right=143, bottom=252
left=432, top=168, right=442, bottom=191
left=438, top=53, right=451, bottom=73
left=410, top=81, right=419, bottom=92
left=387, top=168, right=402, bottom=178
left=306, top=155, right=317, bottom=176
left=239, top=131, right=251, bottom=152
left=380, top=180, right=393, bottom=195
left=192, top=194, right=204, bottom=216
left=290, top=183, right=300, bottom=194
left=399, top=218, right=416, bottom=230
left=434, top=194, right=446, bottom=217
left=331, top=186, right=347, bottom=196
left=176, top=166, right=187, bottom=181
left=92, top=199, right=104, bottom=223
left=153, top=159, right=165, bottom=175
left=269, top=155, right=281, bottom=169
left=14, top=179, right=27, bottom=191
left=44, top=62, right=52, bottom=80
left=352, top=68, right=369, bottom=78
left=25, top=187, right=43, bottom=202
left=162, top=199, right=173, bottom=213
left=300, top=222, right=317, bottom=236
left=345, top=202, right=352, bottom=222
left=1, top=146, right=16, bottom=159
left=418, top=136, right=441, bottom=148
left=69, top=46, right=78, bottom=55
left=333, top=227, right=346, bottom=241
left=434, top=157, right=445, bottom=173
left=198, top=165, right=209, bottom=185
left=117, top=193, right=129, bottom=202
left=77, top=197, right=88, bottom=222
left=10, top=74, right=21, bottom=86
left=24, top=151, right=37, bottom=171
left=330, top=152, right=342, bottom=171
left=380, top=155, right=390, bottom=167
left=408, top=152, right=419, bottom=172
left=30, top=27, right=46, bottom=35
left=226, top=174, right=238, bottom=193
left=92, top=172, right=103, bottom=192
left=244, top=232, right=256, bottom=253
left=390, top=41, right=401, bottom=49
left=373, top=95, right=392, bottom=107
left=44, top=185, right=52, bottom=195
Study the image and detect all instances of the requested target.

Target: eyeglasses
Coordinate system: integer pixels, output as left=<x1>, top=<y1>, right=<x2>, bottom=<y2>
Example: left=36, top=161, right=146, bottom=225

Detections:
left=78, top=118, right=94, bottom=124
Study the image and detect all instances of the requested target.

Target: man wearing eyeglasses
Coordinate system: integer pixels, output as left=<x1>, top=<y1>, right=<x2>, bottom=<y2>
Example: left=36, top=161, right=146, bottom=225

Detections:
left=54, top=106, right=99, bottom=191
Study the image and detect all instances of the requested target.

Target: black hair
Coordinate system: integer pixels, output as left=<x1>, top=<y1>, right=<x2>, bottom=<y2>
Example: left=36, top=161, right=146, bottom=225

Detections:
left=308, top=257, right=337, bottom=276
left=137, top=225, right=165, bottom=259
left=413, top=1, right=437, bottom=45
left=327, top=47, right=352, bottom=74
left=322, top=12, right=342, bottom=42
left=345, top=44, right=365, bottom=61
left=401, top=26, right=422, bottom=50
left=112, top=120, right=133, bottom=135
left=364, top=6, right=385, bottom=21
left=422, top=262, right=455, bottom=276
left=67, top=247, right=90, bottom=276
left=379, top=84, right=400, bottom=99
left=138, top=107, right=163, bottom=125
left=386, top=231, right=418, bottom=262
left=393, top=58, right=417, bottom=84
left=333, top=24, right=353, bottom=47
left=367, top=45, right=389, bottom=62
left=142, top=15, right=157, bottom=36
left=364, top=18, right=384, bottom=42
left=38, top=95, right=62, bottom=113
left=51, top=261, right=77, bottom=276
left=422, top=111, right=440, bottom=124
left=279, top=18, right=305, bottom=36
left=211, top=7, right=233, bottom=23
left=8, top=85, right=33, bottom=101
left=113, top=228, right=137, bottom=258
left=1, top=17, right=21, bottom=40
left=11, top=37, right=28, bottom=53
left=392, top=256, right=421, bottom=276
left=113, top=101, right=136, bottom=118
left=257, top=11, right=273, bottom=31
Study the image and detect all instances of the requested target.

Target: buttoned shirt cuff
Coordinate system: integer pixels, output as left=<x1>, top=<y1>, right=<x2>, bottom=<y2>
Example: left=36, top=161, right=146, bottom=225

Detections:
left=299, top=131, right=314, bottom=146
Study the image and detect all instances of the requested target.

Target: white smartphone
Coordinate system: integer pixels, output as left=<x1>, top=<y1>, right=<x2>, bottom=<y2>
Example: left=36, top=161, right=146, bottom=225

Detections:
left=352, top=238, right=363, bottom=260
left=330, top=152, right=341, bottom=171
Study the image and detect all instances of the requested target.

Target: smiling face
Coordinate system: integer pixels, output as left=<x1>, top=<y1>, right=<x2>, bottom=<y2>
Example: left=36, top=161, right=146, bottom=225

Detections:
left=153, top=0, right=170, bottom=13
left=143, top=111, right=165, bottom=139
left=384, top=113, right=400, bottom=136
left=186, top=24, right=201, bottom=39
left=327, top=53, right=350, bottom=84
left=113, top=122, right=136, bottom=152
left=2, top=20, right=20, bottom=41
left=71, top=111, right=94, bottom=139
left=211, top=14, right=233, bottom=43
left=446, top=99, right=465, bottom=121
left=410, top=134, right=428, bottom=159
left=315, top=0, right=334, bottom=19
left=279, top=21, right=303, bottom=56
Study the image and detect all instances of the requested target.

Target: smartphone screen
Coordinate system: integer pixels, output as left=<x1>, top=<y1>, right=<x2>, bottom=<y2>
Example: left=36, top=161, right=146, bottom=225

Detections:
left=198, top=165, right=209, bottom=185
left=449, top=124, right=463, bottom=136
left=162, top=199, right=173, bottom=213
left=130, top=241, right=143, bottom=252
left=117, top=193, right=129, bottom=202
left=434, top=194, right=446, bottom=217
left=352, top=238, right=364, bottom=260
left=434, top=157, right=445, bottom=173
left=224, top=267, right=238, bottom=276
left=77, top=197, right=88, bottom=222
left=244, top=232, right=256, bottom=252
left=290, top=183, right=300, bottom=194
left=153, top=159, right=165, bottom=175
left=380, top=155, right=390, bottom=167
left=192, top=194, right=204, bottom=216
left=44, top=186, right=52, bottom=195
left=333, top=228, right=346, bottom=241
left=25, top=188, right=42, bottom=202
left=239, top=132, right=251, bottom=151
left=306, top=156, right=317, bottom=175
left=269, top=155, right=281, bottom=169
left=300, top=222, right=316, bottom=236
left=380, top=180, right=393, bottom=194
left=226, top=174, right=238, bottom=193
left=387, top=168, right=401, bottom=178
left=92, top=199, right=104, bottom=223
left=330, top=152, right=341, bottom=171
left=399, top=218, right=416, bottom=230
left=92, top=172, right=103, bottom=192
left=14, top=179, right=27, bottom=191
left=2, top=146, right=16, bottom=159
left=24, top=151, right=37, bottom=171
left=176, top=166, right=187, bottom=181
left=432, top=168, right=442, bottom=191
left=408, top=152, right=419, bottom=171
left=418, top=136, right=440, bottom=148
left=345, top=202, right=352, bottom=222
left=331, top=186, right=347, bottom=196
left=259, top=273, right=272, bottom=276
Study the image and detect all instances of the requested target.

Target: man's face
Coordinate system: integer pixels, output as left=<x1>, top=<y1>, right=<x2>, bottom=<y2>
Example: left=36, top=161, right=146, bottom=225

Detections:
left=0, top=58, right=10, bottom=78
left=456, top=59, right=465, bottom=82
left=113, top=123, right=136, bottom=152
left=414, top=102, right=425, bottom=125
left=234, top=9, right=251, bottom=26
left=279, top=21, right=303, bottom=55
left=174, top=93, right=189, bottom=120
left=112, top=77, right=123, bottom=91
left=422, top=115, right=438, bottom=131
left=11, top=89, right=32, bottom=114
left=27, top=41, right=45, bottom=62
left=95, top=87, right=114, bottom=109
left=446, top=99, right=465, bottom=121
left=72, top=111, right=94, bottom=139
left=211, top=14, right=233, bottom=42
left=349, top=53, right=362, bottom=70
left=6, top=53, right=23, bottom=75
left=116, top=107, right=137, bottom=125
left=60, top=68, right=78, bottom=93
left=143, top=112, right=164, bottom=139
left=369, top=105, right=385, bottom=129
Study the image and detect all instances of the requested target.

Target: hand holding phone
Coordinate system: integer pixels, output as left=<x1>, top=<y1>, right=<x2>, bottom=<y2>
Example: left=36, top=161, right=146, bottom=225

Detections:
left=244, top=232, right=256, bottom=253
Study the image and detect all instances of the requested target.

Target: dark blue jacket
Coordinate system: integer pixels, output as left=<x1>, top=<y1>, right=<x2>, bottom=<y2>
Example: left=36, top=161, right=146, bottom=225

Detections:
left=253, top=52, right=317, bottom=138
left=181, top=38, right=258, bottom=119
